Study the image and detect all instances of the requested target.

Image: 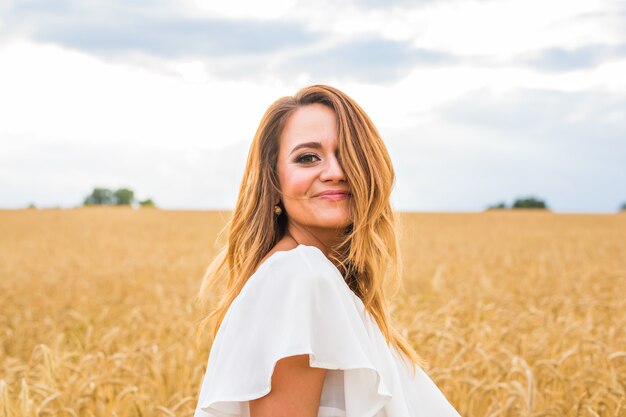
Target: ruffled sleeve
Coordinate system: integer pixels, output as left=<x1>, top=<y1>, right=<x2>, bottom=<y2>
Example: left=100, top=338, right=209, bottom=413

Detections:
left=194, top=246, right=393, bottom=417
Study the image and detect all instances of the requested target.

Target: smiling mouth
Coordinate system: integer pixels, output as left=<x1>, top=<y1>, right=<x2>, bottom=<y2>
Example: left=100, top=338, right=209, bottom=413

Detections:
left=317, top=193, right=351, bottom=201
left=316, top=190, right=351, bottom=197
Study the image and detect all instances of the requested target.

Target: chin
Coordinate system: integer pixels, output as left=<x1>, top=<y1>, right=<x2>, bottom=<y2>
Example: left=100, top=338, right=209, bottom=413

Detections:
left=319, top=217, right=352, bottom=230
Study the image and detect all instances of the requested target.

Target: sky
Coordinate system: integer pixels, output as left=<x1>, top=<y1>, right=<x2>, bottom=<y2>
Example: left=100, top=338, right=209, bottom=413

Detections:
left=0, top=0, right=624, bottom=213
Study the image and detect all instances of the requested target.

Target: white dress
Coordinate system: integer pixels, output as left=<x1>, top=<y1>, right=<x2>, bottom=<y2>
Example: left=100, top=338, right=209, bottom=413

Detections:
left=194, top=244, right=462, bottom=417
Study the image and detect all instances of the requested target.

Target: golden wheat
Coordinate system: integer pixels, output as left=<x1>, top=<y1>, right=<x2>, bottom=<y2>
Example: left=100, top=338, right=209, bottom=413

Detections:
left=0, top=207, right=624, bottom=416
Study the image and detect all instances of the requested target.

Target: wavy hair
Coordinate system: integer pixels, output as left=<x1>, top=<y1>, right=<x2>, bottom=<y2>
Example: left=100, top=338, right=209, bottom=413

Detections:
left=195, top=84, right=425, bottom=374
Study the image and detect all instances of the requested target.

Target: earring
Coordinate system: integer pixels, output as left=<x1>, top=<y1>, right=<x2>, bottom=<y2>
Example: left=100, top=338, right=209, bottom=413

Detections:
left=274, top=204, right=282, bottom=216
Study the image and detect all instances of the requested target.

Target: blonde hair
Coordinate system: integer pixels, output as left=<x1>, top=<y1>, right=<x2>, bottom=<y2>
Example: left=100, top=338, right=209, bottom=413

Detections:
left=195, top=84, right=425, bottom=374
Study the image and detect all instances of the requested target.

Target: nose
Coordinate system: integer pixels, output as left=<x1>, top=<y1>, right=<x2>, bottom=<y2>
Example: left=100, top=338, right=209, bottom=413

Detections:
left=320, top=154, right=346, bottom=183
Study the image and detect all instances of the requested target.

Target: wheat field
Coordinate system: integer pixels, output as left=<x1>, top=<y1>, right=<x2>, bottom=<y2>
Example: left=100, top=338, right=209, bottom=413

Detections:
left=0, top=207, right=624, bottom=417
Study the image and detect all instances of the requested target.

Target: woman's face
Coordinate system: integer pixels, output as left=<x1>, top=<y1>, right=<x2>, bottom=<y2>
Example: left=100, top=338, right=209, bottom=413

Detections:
left=277, top=103, right=352, bottom=233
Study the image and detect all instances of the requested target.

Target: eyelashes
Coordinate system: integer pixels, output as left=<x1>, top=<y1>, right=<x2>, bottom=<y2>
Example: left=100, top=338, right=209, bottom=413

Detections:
left=295, top=153, right=321, bottom=164
left=294, top=152, right=344, bottom=166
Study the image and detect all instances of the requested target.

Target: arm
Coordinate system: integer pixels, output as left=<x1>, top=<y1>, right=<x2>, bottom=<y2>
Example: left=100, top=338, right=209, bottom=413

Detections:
left=249, top=354, right=327, bottom=417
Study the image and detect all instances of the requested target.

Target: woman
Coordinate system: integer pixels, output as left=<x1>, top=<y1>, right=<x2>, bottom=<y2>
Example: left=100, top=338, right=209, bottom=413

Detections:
left=193, top=85, right=462, bottom=416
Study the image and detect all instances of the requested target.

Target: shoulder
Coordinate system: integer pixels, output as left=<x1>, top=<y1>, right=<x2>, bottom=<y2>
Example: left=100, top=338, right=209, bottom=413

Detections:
left=247, top=244, right=338, bottom=293
left=230, top=244, right=344, bottom=318
left=255, top=239, right=299, bottom=271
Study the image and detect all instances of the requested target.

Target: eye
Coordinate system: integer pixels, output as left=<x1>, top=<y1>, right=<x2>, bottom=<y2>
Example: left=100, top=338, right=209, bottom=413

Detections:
left=295, top=153, right=320, bottom=164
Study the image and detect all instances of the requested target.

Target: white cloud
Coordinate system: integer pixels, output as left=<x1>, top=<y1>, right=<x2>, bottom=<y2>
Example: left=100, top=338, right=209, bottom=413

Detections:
left=0, top=40, right=292, bottom=151
left=181, top=0, right=300, bottom=20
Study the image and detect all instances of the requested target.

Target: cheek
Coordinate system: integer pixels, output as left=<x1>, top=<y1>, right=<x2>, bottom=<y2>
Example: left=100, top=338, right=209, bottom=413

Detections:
left=281, top=169, right=312, bottom=196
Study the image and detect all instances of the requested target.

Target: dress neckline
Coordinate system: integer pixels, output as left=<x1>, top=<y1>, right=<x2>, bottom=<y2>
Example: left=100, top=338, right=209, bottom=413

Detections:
left=253, top=243, right=325, bottom=276
left=250, top=243, right=366, bottom=322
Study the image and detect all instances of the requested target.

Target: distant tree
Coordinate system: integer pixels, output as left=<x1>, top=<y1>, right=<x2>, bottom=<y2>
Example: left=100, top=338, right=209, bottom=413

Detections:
left=486, top=201, right=507, bottom=210
left=113, top=188, right=134, bottom=205
left=27, top=202, right=37, bottom=209
left=83, top=187, right=139, bottom=206
left=620, top=201, right=626, bottom=211
left=84, top=188, right=116, bottom=205
left=139, top=198, right=156, bottom=208
left=512, top=196, right=548, bottom=209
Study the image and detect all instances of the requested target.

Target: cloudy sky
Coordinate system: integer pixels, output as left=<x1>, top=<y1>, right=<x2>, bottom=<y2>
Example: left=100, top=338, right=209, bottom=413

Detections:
left=1, top=0, right=624, bottom=212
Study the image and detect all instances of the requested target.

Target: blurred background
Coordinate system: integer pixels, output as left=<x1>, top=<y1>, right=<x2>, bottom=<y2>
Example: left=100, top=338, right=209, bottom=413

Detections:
left=2, top=2, right=626, bottom=417
left=1, top=0, right=624, bottom=212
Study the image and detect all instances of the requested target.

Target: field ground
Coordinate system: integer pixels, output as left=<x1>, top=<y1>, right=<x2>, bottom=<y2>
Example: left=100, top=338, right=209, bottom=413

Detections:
left=0, top=208, right=625, bottom=416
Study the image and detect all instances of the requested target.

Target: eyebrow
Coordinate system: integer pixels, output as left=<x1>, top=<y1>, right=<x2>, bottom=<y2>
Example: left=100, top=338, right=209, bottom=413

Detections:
left=289, top=141, right=322, bottom=156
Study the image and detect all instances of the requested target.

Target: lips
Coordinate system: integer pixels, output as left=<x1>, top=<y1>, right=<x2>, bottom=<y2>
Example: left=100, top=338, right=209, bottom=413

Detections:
left=316, top=190, right=351, bottom=197
left=316, top=190, right=351, bottom=202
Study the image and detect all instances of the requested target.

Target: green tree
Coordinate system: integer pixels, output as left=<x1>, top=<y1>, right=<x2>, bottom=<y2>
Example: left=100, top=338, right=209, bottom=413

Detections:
left=83, top=187, right=140, bottom=206
left=139, top=198, right=156, bottom=208
left=486, top=201, right=507, bottom=210
left=512, top=196, right=548, bottom=209
left=113, top=188, right=134, bottom=205
left=84, top=188, right=116, bottom=205
left=620, top=201, right=626, bottom=211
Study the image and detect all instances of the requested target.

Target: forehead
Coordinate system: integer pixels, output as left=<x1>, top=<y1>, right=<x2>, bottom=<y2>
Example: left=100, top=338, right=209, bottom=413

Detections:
left=279, top=104, right=338, bottom=155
